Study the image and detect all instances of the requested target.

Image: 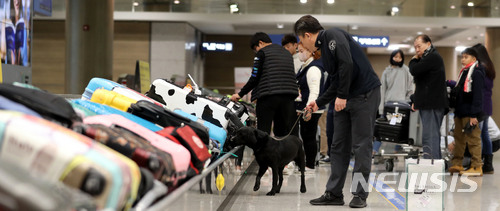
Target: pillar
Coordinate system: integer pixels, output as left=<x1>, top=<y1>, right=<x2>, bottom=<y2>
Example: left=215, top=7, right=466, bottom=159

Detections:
left=485, top=28, right=500, bottom=123
left=65, top=0, right=114, bottom=94
left=435, top=46, right=457, bottom=81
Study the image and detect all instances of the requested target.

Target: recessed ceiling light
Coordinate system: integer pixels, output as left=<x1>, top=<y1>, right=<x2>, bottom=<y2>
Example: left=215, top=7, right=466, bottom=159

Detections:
left=450, top=5, right=456, bottom=9
left=277, top=23, right=284, bottom=29
left=133, top=1, right=139, bottom=6
left=174, top=0, right=180, bottom=4
left=391, top=6, right=399, bottom=13
left=467, top=37, right=472, bottom=40
left=425, top=27, right=431, bottom=31
left=467, top=2, right=474, bottom=7
left=455, top=46, right=466, bottom=52
left=300, top=0, right=307, bottom=4
left=327, top=0, right=335, bottom=4
left=351, top=25, right=358, bottom=30
left=417, top=31, right=423, bottom=35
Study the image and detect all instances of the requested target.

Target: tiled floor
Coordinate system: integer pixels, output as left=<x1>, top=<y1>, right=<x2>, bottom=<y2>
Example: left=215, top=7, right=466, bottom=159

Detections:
left=157, top=145, right=500, bottom=211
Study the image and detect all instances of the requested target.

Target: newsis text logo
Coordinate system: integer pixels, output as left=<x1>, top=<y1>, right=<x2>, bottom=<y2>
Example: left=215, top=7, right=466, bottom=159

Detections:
left=350, top=172, right=479, bottom=193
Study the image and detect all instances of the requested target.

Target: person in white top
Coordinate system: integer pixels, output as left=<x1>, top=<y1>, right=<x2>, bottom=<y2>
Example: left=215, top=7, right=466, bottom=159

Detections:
left=296, top=42, right=326, bottom=171
left=282, top=34, right=304, bottom=74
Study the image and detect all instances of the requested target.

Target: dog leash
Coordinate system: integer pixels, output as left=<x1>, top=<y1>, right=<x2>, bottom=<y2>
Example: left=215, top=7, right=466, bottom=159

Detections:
left=274, top=108, right=312, bottom=141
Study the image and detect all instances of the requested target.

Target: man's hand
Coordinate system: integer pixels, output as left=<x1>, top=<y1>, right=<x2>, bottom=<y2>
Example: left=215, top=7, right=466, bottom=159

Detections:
left=411, top=103, right=417, bottom=112
left=334, top=98, right=346, bottom=112
left=470, top=117, right=478, bottom=126
left=306, top=101, right=319, bottom=112
left=230, top=94, right=241, bottom=102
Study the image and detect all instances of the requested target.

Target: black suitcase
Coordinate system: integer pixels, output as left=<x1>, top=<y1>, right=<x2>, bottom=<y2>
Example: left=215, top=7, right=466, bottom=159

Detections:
left=383, top=101, right=411, bottom=122
left=127, top=100, right=210, bottom=145
left=375, top=101, right=412, bottom=144
left=374, top=118, right=409, bottom=144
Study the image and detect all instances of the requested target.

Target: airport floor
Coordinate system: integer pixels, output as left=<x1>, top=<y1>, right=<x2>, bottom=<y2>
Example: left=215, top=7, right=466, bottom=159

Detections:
left=161, top=146, right=500, bottom=211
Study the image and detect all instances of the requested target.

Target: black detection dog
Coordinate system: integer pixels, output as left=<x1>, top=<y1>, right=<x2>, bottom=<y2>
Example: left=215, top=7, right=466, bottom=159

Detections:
left=230, top=127, right=306, bottom=195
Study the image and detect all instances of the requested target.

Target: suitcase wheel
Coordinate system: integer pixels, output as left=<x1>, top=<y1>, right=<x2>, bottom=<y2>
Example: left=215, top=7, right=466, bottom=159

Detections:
left=385, top=159, right=394, bottom=172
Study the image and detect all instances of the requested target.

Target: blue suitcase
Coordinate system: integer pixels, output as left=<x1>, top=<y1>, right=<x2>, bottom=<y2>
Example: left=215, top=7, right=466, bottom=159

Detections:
left=71, top=99, right=162, bottom=132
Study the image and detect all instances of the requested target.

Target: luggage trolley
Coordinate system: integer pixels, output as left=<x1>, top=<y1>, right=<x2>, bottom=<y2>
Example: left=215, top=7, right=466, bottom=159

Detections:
left=374, top=101, right=423, bottom=172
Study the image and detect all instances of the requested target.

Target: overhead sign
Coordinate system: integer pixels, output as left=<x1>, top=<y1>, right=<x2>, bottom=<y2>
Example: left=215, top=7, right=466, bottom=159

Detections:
left=34, top=0, right=52, bottom=16
left=202, top=42, right=233, bottom=52
left=352, top=35, right=389, bottom=48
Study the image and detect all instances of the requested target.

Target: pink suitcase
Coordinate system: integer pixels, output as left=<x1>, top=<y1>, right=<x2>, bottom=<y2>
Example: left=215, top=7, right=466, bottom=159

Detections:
left=84, top=114, right=191, bottom=186
left=0, top=111, right=139, bottom=210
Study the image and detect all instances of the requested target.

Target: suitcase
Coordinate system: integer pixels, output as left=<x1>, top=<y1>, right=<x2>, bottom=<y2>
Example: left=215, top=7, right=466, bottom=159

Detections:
left=383, top=101, right=411, bottom=124
left=75, top=123, right=165, bottom=180
left=82, top=77, right=125, bottom=100
left=127, top=100, right=212, bottom=145
left=0, top=95, right=42, bottom=118
left=157, top=126, right=211, bottom=174
left=374, top=118, right=409, bottom=144
left=90, top=88, right=137, bottom=112
left=0, top=159, right=97, bottom=211
left=146, top=79, right=231, bottom=129
left=0, top=83, right=81, bottom=127
left=111, top=126, right=177, bottom=187
left=69, top=100, right=98, bottom=118
left=375, top=101, right=412, bottom=144
left=173, top=109, right=227, bottom=150
left=83, top=114, right=191, bottom=186
left=83, top=77, right=163, bottom=106
left=0, top=111, right=132, bottom=210
left=71, top=99, right=162, bottom=132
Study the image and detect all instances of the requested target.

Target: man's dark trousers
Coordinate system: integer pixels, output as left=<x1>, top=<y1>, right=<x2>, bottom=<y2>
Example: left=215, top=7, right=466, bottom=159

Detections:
left=325, top=86, right=380, bottom=200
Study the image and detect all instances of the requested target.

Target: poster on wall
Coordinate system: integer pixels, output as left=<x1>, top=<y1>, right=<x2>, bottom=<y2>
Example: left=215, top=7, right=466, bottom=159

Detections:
left=0, top=0, right=31, bottom=67
left=234, top=67, right=252, bottom=102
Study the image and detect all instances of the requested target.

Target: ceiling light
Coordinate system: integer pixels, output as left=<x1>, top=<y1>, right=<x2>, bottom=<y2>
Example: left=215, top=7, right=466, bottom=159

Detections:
left=229, top=3, right=239, bottom=13
left=467, top=37, right=472, bottom=40
left=327, top=0, right=335, bottom=4
left=351, top=25, right=358, bottom=30
left=133, top=1, right=139, bottom=6
left=467, top=2, right=474, bottom=7
left=277, top=23, right=284, bottom=29
left=455, top=46, right=466, bottom=52
left=417, top=31, right=423, bottom=35
left=450, top=5, right=456, bottom=9
left=300, top=0, right=307, bottom=4
left=425, top=27, right=431, bottom=31
left=480, top=33, right=485, bottom=37
left=174, top=0, right=180, bottom=4
left=391, top=6, right=399, bottom=13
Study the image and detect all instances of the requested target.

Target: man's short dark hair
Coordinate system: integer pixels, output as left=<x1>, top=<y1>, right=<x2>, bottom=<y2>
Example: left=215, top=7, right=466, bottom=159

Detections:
left=250, top=32, right=272, bottom=50
left=281, top=34, right=297, bottom=46
left=294, top=15, right=324, bottom=37
left=415, top=34, right=432, bottom=44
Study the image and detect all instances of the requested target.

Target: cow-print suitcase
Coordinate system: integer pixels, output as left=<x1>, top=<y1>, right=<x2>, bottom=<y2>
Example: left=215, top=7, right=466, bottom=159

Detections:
left=146, top=79, right=237, bottom=130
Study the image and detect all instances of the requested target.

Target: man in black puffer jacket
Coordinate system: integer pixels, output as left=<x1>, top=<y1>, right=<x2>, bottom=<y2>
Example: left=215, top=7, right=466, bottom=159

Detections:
left=231, top=32, right=299, bottom=137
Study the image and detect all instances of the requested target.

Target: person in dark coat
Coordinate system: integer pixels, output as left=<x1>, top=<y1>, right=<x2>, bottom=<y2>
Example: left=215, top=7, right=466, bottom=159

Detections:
left=448, top=47, right=485, bottom=176
left=409, top=35, right=448, bottom=160
left=294, top=15, right=381, bottom=208
left=472, top=43, right=496, bottom=174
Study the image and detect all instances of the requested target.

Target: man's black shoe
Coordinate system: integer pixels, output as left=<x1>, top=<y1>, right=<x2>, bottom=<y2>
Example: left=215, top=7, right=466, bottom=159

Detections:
left=349, top=196, right=367, bottom=208
left=309, top=192, right=344, bottom=205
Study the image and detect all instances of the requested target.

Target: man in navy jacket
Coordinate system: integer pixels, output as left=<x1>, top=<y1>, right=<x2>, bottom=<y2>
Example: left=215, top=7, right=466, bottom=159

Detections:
left=295, top=15, right=381, bottom=208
